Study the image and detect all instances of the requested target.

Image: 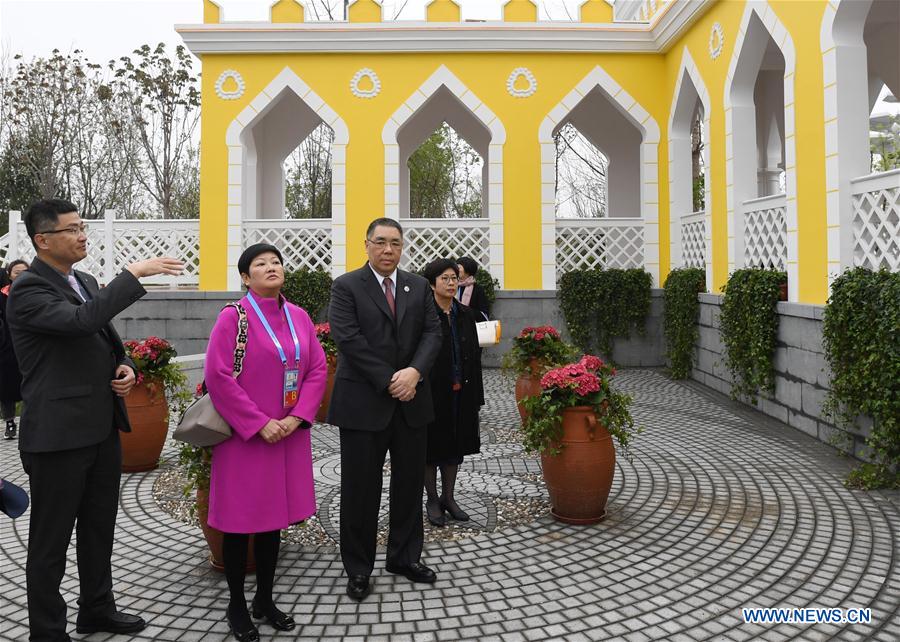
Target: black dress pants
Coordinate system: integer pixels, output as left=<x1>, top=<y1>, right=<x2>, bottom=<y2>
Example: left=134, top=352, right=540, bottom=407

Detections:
left=339, top=406, right=426, bottom=577
left=20, top=428, right=121, bottom=642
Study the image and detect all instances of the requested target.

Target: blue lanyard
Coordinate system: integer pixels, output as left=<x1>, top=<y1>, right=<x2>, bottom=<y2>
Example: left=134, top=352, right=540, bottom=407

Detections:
left=245, top=292, right=300, bottom=368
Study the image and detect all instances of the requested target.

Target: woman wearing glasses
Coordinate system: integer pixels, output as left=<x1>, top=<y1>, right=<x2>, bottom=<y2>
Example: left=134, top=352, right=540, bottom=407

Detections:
left=204, top=243, right=327, bottom=641
left=421, top=258, right=484, bottom=527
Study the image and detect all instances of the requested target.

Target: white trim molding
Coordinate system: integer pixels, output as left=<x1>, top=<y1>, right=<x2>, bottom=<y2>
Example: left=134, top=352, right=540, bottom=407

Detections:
left=224, top=67, right=350, bottom=288
left=176, top=0, right=715, bottom=55
left=668, top=46, right=713, bottom=292
left=723, top=1, right=799, bottom=300
left=538, top=64, right=660, bottom=289
left=382, top=65, right=507, bottom=286
left=820, top=0, right=876, bottom=286
left=708, top=22, right=724, bottom=60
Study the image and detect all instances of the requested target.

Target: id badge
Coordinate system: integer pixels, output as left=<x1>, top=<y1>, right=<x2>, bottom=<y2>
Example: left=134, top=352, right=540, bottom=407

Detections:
left=283, top=368, right=299, bottom=407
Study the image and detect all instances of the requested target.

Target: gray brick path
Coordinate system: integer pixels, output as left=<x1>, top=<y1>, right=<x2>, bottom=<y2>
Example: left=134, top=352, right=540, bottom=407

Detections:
left=1, top=370, right=898, bottom=641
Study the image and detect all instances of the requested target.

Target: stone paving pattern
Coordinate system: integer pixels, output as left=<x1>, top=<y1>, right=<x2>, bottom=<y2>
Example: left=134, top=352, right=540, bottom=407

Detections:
left=1, top=369, right=898, bottom=641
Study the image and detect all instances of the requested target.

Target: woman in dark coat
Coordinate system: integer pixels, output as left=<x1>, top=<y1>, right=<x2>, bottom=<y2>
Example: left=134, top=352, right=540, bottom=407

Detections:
left=422, top=258, right=485, bottom=527
left=455, top=256, right=490, bottom=321
left=1, top=260, right=28, bottom=439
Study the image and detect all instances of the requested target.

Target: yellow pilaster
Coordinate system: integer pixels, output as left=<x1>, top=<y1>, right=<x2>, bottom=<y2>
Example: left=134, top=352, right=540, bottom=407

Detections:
left=203, top=0, right=221, bottom=24
left=426, top=0, right=462, bottom=23
left=579, top=0, right=614, bottom=23
left=270, top=0, right=304, bottom=23
left=348, top=0, right=383, bottom=23
left=503, top=0, right=538, bottom=22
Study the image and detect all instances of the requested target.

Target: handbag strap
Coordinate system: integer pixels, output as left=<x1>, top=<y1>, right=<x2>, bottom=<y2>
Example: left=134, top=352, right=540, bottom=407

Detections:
left=223, top=302, right=248, bottom=378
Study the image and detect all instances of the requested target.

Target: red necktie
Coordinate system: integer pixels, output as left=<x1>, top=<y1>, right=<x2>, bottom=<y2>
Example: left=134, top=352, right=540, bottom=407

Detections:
left=383, top=277, right=396, bottom=317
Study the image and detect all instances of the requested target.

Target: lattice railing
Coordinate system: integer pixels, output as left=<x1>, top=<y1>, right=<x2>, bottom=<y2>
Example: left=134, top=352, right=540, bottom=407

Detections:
left=556, top=218, right=644, bottom=276
left=400, top=218, right=490, bottom=273
left=742, top=194, right=787, bottom=270
left=681, top=211, right=706, bottom=269
left=2, top=211, right=199, bottom=285
left=113, top=220, right=200, bottom=285
left=850, top=169, right=900, bottom=272
left=242, top=219, right=332, bottom=273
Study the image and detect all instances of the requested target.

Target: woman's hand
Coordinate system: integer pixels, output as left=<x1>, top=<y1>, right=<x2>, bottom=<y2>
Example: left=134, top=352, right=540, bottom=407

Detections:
left=259, top=418, right=289, bottom=443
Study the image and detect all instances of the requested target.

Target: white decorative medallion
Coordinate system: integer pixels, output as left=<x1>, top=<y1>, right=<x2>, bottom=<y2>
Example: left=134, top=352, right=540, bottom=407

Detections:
left=506, top=67, right=537, bottom=98
left=709, top=22, right=724, bottom=60
left=215, top=70, right=245, bottom=100
left=350, top=68, right=381, bottom=98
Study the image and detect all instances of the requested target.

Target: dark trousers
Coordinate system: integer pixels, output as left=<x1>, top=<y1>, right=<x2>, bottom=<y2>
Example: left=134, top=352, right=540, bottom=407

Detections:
left=339, top=406, right=426, bottom=577
left=20, top=428, right=121, bottom=642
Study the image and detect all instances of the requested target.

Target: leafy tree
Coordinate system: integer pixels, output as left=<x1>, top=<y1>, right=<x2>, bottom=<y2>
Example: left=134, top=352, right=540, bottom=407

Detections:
left=284, top=123, right=333, bottom=219
left=106, top=43, right=200, bottom=218
left=408, top=123, right=482, bottom=218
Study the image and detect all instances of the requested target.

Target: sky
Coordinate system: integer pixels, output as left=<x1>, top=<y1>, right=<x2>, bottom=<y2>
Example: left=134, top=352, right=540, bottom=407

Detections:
left=0, top=0, right=582, bottom=66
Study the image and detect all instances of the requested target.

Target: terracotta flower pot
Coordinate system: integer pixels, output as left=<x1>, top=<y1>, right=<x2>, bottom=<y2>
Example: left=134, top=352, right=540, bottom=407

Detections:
left=121, top=382, right=168, bottom=473
left=316, top=356, right=337, bottom=423
left=778, top=281, right=788, bottom=301
left=540, top=406, right=616, bottom=525
left=514, top=358, right=543, bottom=423
left=196, top=488, right=256, bottom=573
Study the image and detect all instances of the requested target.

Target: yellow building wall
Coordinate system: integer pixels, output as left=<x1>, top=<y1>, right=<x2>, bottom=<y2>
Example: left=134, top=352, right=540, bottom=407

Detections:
left=197, top=0, right=832, bottom=302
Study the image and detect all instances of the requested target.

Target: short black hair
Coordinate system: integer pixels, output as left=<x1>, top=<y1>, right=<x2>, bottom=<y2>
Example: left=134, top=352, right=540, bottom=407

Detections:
left=366, top=217, right=403, bottom=239
left=5, top=260, right=29, bottom=278
left=24, top=199, right=79, bottom=249
left=237, top=243, right=284, bottom=276
left=423, top=258, right=459, bottom=285
left=456, top=256, right=480, bottom=278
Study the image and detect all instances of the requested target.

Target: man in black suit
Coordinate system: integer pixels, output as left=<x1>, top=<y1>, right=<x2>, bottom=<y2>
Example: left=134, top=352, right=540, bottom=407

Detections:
left=8, top=199, right=183, bottom=642
left=327, top=217, right=442, bottom=601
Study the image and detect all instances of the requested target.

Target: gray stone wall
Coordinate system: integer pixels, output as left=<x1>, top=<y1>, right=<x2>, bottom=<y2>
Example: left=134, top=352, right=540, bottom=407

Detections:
left=113, top=290, right=244, bottom=357
left=115, top=289, right=668, bottom=369
left=691, top=294, right=867, bottom=459
left=481, top=290, right=666, bottom=368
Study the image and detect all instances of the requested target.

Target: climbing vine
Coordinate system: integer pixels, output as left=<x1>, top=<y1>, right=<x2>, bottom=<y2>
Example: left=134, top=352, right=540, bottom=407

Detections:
left=663, top=267, right=706, bottom=379
left=719, top=268, right=785, bottom=402
left=558, top=268, right=652, bottom=360
left=822, top=267, right=899, bottom=489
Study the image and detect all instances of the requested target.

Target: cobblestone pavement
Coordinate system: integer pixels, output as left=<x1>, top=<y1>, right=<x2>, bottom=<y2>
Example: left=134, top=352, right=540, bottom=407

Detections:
left=1, top=369, right=898, bottom=641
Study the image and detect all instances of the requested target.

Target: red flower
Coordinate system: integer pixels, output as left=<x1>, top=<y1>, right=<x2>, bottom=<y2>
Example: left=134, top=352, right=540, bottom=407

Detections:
left=579, top=355, right=604, bottom=372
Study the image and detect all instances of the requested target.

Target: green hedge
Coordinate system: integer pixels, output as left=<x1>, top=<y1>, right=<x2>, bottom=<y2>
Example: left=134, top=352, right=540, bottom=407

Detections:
left=558, top=268, right=652, bottom=360
left=282, top=268, right=332, bottom=321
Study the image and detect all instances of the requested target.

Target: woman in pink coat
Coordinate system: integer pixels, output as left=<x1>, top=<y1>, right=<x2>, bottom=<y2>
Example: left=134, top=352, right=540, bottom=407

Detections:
left=205, top=243, right=327, bottom=642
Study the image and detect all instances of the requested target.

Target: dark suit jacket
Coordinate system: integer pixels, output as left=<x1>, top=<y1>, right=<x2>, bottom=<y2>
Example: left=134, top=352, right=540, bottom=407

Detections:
left=7, top=257, right=145, bottom=453
left=327, top=264, right=442, bottom=431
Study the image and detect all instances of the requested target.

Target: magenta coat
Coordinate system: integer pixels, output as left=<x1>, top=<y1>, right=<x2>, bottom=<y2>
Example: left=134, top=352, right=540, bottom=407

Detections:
left=205, top=293, right=327, bottom=533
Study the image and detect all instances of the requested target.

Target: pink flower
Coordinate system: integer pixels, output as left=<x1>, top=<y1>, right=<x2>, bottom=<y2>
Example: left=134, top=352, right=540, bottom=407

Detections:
left=579, top=355, right=604, bottom=372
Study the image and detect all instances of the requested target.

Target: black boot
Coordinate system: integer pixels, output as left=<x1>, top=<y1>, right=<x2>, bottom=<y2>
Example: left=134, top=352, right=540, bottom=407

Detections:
left=440, top=464, right=470, bottom=521
left=4, top=419, right=16, bottom=440
left=424, top=465, right=446, bottom=527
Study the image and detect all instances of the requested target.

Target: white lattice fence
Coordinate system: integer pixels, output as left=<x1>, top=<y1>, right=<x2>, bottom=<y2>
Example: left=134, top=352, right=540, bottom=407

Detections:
left=242, top=219, right=332, bottom=273
left=556, top=218, right=644, bottom=276
left=681, top=212, right=706, bottom=269
left=850, top=170, right=900, bottom=272
left=400, top=219, right=490, bottom=273
left=742, top=195, right=787, bottom=270
left=113, top=221, right=199, bottom=285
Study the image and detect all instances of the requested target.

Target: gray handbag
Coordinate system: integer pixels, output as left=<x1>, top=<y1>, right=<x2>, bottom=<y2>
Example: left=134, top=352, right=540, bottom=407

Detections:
left=173, top=303, right=248, bottom=447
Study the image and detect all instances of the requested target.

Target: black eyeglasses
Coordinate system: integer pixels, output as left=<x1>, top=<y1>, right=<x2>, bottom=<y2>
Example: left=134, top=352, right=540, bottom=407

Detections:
left=39, top=224, right=88, bottom=236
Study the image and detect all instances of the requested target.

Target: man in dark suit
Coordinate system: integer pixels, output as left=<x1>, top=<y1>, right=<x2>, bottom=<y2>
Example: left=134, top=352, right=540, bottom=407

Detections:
left=327, top=217, right=442, bottom=601
left=8, top=199, right=183, bottom=642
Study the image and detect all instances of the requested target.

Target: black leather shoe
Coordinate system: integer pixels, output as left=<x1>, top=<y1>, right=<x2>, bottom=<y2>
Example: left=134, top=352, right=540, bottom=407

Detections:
left=385, top=562, right=437, bottom=584
left=75, top=610, right=146, bottom=634
left=227, top=607, right=260, bottom=642
left=441, top=498, right=470, bottom=521
left=251, top=598, right=296, bottom=631
left=4, top=420, right=15, bottom=440
left=346, top=575, right=371, bottom=601
left=426, top=499, right=446, bottom=527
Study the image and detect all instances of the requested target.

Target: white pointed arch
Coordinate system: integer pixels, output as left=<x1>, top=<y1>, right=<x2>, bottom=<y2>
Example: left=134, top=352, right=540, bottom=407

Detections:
left=723, top=1, right=798, bottom=299
left=668, top=46, right=713, bottom=291
left=538, top=65, right=661, bottom=289
left=224, top=67, right=350, bottom=289
left=382, top=64, right=507, bottom=286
